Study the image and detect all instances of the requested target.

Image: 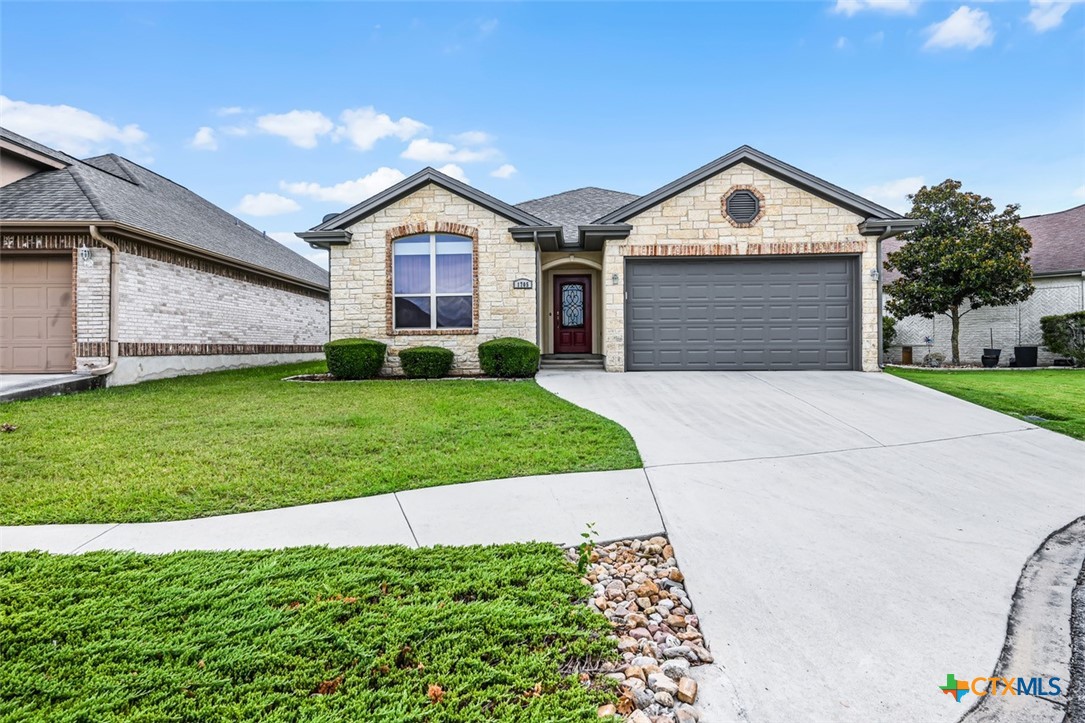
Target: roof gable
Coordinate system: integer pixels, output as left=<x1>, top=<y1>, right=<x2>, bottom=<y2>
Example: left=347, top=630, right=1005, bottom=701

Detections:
left=312, top=167, right=551, bottom=231
left=515, top=187, right=638, bottom=246
left=0, top=128, right=328, bottom=290
left=596, top=145, right=905, bottom=224
left=0, top=127, right=78, bottom=167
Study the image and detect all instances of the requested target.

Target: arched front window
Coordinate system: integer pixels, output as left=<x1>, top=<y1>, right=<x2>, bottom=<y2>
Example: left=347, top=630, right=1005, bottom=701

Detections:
left=392, top=234, right=473, bottom=330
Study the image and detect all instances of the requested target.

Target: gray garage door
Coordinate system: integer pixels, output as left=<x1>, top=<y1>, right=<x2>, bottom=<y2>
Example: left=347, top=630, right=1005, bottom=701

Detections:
left=626, top=256, right=858, bottom=371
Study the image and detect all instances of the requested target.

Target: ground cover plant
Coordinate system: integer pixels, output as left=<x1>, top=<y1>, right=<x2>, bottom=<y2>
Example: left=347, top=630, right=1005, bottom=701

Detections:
left=0, top=362, right=640, bottom=524
left=0, top=544, right=615, bottom=722
left=886, top=367, right=1085, bottom=440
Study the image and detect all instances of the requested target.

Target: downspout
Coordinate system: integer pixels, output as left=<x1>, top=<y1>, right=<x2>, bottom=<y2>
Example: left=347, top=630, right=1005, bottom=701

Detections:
left=875, top=225, right=903, bottom=369
left=87, top=225, right=119, bottom=377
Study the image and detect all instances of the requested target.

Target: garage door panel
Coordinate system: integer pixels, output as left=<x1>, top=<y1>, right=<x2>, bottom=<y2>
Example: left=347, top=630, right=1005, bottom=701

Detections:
left=685, top=326, right=710, bottom=343
left=685, top=305, right=709, bottom=322
left=46, top=287, right=72, bottom=307
left=825, top=326, right=849, bottom=342
left=825, top=303, right=849, bottom=320
left=626, top=256, right=856, bottom=371
left=12, top=316, right=44, bottom=339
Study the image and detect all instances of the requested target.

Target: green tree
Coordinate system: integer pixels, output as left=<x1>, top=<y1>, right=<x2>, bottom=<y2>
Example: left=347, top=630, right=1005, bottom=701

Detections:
left=884, top=180, right=1034, bottom=364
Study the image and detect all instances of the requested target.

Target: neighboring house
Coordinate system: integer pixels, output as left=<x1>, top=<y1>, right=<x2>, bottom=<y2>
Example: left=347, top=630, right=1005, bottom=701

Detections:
left=884, top=204, right=1085, bottom=366
left=0, top=128, right=329, bottom=385
left=298, top=146, right=918, bottom=373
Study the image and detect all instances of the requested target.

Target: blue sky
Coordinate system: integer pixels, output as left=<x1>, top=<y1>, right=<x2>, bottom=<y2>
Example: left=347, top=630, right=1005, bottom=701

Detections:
left=2, top=1, right=1083, bottom=267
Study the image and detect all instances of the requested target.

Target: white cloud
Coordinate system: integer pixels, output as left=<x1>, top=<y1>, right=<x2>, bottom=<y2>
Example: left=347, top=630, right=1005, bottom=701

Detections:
left=188, top=126, right=217, bottom=151
left=280, top=167, right=406, bottom=204
left=452, top=130, right=492, bottom=146
left=401, top=138, right=499, bottom=163
left=490, top=163, right=518, bottom=179
left=833, top=0, right=919, bottom=16
left=863, top=176, right=924, bottom=213
left=835, top=36, right=850, bottom=49
left=1074, top=184, right=1085, bottom=198
left=1026, top=0, right=1082, bottom=32
left=478, top=18, right=499, bottom=36
left=924, top=6, right=994, bottom=50
left=256, top=110, right=334, bottom=148
left=215, top=106, right=247, bottom=116
left=0, top=95, right=148, bottom=157
left=867, top=30, right=886, bottom=44
left=222, top=125, right=250, bottom=137
left=436, top=164, right=470, bottom=183
left=334, top=107, right=428, bottom=151
left=269, top=231, right=329, bottom=270
left=235, top=192, right=301, bottom=216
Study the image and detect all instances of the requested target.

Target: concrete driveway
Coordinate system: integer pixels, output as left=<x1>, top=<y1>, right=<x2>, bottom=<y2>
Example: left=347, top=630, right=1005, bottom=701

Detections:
left=538, top=370, right=1085, bottom=723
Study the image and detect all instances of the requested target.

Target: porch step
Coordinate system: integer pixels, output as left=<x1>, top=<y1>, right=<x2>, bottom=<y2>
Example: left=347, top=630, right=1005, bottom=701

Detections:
left=539, top=354, right=605, bottom=371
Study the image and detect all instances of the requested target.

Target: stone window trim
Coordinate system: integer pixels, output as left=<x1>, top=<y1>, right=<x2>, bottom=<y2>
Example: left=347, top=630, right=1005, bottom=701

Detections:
left=384, top=221, right=480, bottom=336
left=721, top=185, right=766, bottom=228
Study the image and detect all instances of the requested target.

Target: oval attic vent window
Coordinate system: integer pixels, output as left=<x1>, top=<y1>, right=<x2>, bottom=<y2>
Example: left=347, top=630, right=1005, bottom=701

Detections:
left=726, top=189, right=760, bottom=224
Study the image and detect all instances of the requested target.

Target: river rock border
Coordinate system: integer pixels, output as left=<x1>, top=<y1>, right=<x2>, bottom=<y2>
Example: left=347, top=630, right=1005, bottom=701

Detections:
left=566, top=535, right=710, bottom=723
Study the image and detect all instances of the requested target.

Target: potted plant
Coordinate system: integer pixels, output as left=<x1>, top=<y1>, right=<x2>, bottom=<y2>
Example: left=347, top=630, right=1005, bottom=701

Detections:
left=982, top=329, right=1000, bottom=368
left=1012, top=326, right=1038, bottom=368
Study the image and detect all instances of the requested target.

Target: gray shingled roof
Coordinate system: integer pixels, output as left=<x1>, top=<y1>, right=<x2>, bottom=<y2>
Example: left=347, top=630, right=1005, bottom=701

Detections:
left=881, top=203, right=1085, bottom=281
left=1, top=128, right=328, bottom=290
left=515, top=187, right=639, bottom=244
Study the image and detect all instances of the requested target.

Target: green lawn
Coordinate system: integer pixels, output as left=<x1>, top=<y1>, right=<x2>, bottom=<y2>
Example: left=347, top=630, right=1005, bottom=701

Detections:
left=0, top=362, right=640, bottom=525
left=0, top=544, right=615, bottom=722
left=886, top=367, right=1085, bottom=440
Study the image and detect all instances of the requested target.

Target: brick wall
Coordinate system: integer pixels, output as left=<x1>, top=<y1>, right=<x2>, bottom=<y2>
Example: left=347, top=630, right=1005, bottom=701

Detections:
left=115, top=251, right=327, bottom=347
left=74, top=248, right=111, bottom=370
left=888, top=274, right=1085, bottom=366
left=332, top=183, right=537, bottom=374
left=603, top=162, right=880, bottom=371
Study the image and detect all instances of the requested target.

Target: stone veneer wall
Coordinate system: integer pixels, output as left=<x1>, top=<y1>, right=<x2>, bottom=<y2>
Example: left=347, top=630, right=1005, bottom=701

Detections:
left=332, top=183, right=537, bottom=374
left=602, top=162, right=880, bottom=372
left=888, top=273, right=1085, bottom=366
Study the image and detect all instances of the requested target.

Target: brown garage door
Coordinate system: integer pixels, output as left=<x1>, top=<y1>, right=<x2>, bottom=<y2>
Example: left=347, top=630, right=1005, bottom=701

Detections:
left=0, top=255, right=74, bottom=372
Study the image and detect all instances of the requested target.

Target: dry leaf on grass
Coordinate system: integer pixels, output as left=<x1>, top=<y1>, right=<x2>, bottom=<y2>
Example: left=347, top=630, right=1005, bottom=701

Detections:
left=313, top=675, right=343, bottom=696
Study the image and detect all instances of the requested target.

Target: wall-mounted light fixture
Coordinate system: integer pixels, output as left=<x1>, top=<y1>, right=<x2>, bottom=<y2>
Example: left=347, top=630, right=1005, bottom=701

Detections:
left=868, top=268, right=880, bottom=282
left=611, top=273, right=619, bottom=285
left=78, top=245, right=92, bottom=264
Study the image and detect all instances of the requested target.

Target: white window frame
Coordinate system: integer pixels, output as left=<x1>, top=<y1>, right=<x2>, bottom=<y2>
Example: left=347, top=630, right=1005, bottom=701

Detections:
left=392, top=233, right=473, bottom=331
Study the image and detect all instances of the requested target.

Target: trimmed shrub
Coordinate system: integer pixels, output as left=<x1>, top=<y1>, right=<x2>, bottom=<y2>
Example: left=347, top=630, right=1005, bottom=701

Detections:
left=399, top=346, right=454, bottom=379
left=478, top=337, right=540, bottom=378
left=882, top=315, right=897, bottom=355
left=1041, top=311, right=1085, bottom=367
left=324, top=338, right=386, bottom=379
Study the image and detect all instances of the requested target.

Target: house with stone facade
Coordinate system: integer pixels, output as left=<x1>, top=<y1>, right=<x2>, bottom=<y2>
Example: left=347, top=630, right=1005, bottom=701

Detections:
left=299, top=146, right=918, bottom=374
left=884, top=203, right=1085, bottom=366
left=0, top=128, right=328, bottom=385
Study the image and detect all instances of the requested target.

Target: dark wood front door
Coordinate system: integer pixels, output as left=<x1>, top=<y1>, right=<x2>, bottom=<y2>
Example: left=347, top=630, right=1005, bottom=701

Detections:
left=553, top=275, right=591, bottom=354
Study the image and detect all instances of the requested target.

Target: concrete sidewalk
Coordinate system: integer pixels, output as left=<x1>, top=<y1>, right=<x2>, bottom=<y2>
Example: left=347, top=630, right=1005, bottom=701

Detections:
left=0, top=469, right=663, bottom=554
